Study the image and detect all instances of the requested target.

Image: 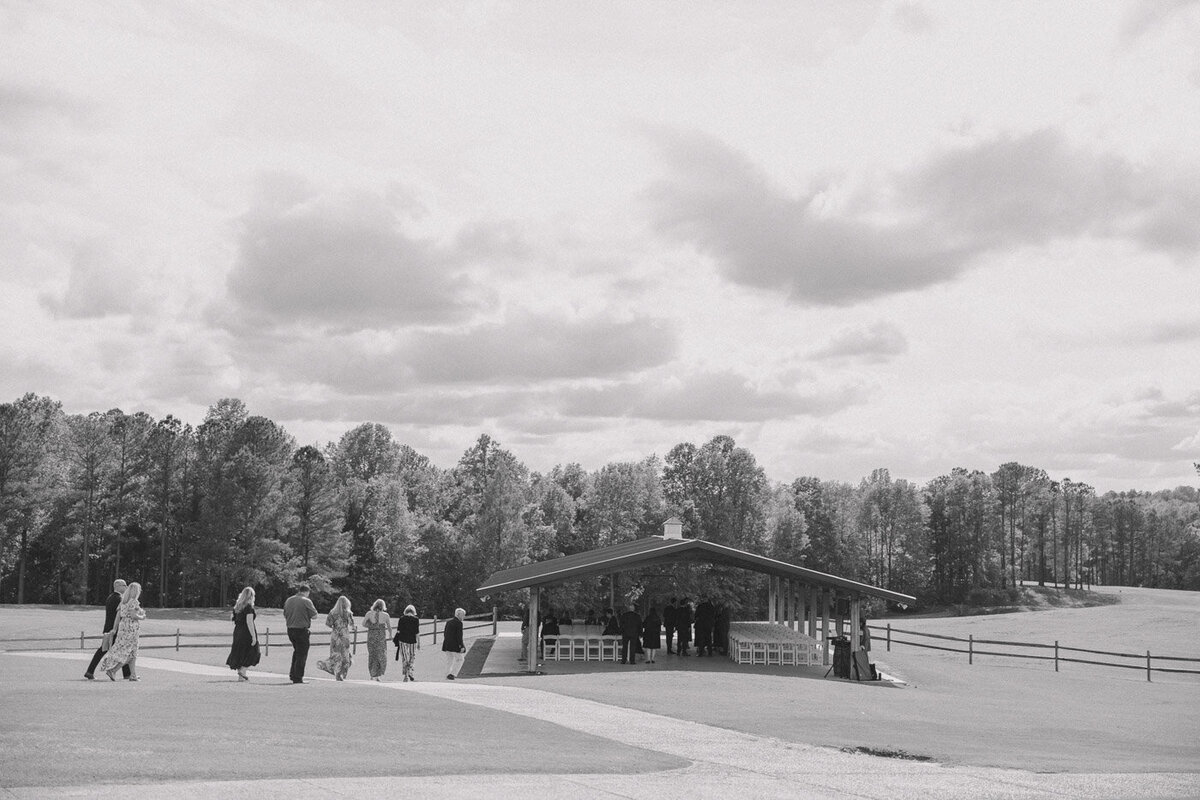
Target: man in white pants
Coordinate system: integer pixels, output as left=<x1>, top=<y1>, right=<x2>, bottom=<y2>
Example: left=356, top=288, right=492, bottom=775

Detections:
left=442, top=607, right=467, bottom=679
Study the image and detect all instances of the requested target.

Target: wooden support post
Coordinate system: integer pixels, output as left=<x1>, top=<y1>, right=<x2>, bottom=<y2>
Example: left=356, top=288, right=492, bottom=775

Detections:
left=821, top=590, right=831, bottom=666
left=527, top=587, right=540, bottom=671
left=792, top=582, right=800, bottom=631
left=492, top=605, right=498, bottom=636
left=781, top=579, right=791, bottom=628
left=849, top=596, right=861, bottom=651
left=767, top=577, right=776, bottom=623
left=807, top=585, right=818, bottom=639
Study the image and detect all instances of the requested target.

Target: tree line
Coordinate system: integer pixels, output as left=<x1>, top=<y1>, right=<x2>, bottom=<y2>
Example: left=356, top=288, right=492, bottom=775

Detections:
left=2, top=393, right=1198, bottom=616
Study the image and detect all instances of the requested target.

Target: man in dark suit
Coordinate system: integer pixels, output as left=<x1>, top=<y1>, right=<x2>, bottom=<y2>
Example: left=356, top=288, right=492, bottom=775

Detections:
left=663, top=597, right=678, bottom=655
left=694, top=594, right=717, bottom=656
left=619, top=604, right=642, bottom=665
left=442, top=607, right=466, bottom=679
left=84, top=579, right=131, bottom=680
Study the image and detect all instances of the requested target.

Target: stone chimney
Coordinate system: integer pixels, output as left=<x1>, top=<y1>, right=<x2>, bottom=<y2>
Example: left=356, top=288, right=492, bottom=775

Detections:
left=663, top=517, right=683, bottom=540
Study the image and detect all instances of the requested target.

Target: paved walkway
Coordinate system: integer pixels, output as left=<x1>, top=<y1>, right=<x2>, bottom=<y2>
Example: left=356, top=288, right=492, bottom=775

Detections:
left=6, top=650, right=1198, bottom=799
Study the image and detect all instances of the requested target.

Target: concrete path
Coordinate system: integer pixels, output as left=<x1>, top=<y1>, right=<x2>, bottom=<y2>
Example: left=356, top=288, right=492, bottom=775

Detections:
left=6, top=651, right=1199, bottom=800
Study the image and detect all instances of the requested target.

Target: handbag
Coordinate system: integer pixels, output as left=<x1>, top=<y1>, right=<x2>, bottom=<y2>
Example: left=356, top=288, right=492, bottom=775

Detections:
left=102, top=632, right=113, bottom=652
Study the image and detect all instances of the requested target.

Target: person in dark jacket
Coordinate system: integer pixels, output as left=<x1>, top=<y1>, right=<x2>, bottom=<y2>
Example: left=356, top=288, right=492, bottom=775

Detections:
left=442, top=607, right=466, bottom=680
left=676, top=598, right=693, bottom=656
left=641, top=607, right=662, bottom=664
left=618, top=604, right=642, bottom=664
left=84, top=579, right=131, bottom=680
left=662, top=597, right=678, bottom=655
left=601, top=608, right=620, bottom=636
left=713, top=603, right=731, bottom=656
left=694, top=595, right=716, bottom=656
left=394, top=604, right=421, bottom=682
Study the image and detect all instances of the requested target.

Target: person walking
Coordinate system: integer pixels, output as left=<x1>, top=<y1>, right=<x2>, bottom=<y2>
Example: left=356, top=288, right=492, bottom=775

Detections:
left=442, top=607, right=466, bottom=680
left=225, top=586, right=260, bottom=681
left=318, top=595, right=356, bottom=681
left=641, top=606, right=662, bottom=664
left=619, top=603, right=642, bottom=665
left=394, top=604, right=421, bottom=681
left=98, top=582, right=146, bottom=681
left=283, top=584, right=319, bottom=684
left=363, top=599, right=391, bottom=681
left=84, top=579, right=130, bottom=680
left=662, top=597, right=678, bottom=655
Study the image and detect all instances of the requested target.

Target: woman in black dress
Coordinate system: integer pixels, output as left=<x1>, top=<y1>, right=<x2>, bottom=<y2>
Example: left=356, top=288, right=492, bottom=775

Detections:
left=641, top=607, right=662, bottom=664
left=225, top=586, right=260, bottom=681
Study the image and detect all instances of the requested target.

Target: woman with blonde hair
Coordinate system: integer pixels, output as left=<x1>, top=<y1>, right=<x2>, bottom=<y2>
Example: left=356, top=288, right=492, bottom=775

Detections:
left=99, top=582, right=146, bottom=681
left=317, top=595, right=356, bottom=680
left=362, top=599, right=392, bottom=681
left=394, top=604, right=421, bottom=682
left=225, top=586, right=260, bottom=681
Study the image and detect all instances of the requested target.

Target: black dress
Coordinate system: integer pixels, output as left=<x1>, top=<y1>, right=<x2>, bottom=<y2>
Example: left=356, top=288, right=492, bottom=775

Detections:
left=641, top=613, right=662, bottom=650
left=226, top=606, right=261, bottom=669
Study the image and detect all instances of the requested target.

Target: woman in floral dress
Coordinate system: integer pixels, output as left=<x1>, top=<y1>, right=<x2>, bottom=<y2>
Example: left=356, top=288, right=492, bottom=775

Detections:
left=362, top=599, right=391, bottom=681
left=225, top=586, right=260, bottom=681
left=99, top=582, right=146, bottom=681
left=317, top=595, right=355, bottom=680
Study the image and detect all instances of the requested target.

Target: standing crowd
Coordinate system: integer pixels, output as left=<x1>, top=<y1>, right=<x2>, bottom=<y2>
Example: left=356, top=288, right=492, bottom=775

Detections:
left=532, top=594, right=732, bottom=665
left=85, top=579, right=471, bottom=684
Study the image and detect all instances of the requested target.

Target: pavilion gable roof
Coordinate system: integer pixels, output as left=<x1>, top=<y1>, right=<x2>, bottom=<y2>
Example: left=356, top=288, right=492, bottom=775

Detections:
left=476, top=535, right=915, bottom=605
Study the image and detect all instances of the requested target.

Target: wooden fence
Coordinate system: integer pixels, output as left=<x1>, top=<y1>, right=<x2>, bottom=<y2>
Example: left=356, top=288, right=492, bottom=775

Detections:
left=0, top=609, right=498, bottom=657
left=870, top=623, right=1200, bottom=682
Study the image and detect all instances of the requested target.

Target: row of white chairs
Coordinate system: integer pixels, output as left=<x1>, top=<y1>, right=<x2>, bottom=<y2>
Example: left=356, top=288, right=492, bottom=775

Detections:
left=542, top=635, right=624, bottom=662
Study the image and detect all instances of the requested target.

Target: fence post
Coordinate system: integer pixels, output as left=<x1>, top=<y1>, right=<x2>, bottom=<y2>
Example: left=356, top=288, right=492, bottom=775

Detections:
left=1146, top=650, right=1151, bottom=682
left=886, top=623, right=891, bottom=653
left=176, top=628, right=180, bottom=652
left=1054, top=640, right=1059, bottom=672
left=80, top=631, right=85, bottom=650
left=433, top=618, right=439, bottom=645
left=264, top=628, right=269, bottom=657
left=352, top=627, right=358, bottom=655
left=968, top=634, right=973, bottom=665
left=493, top=605, right=498, bottom=636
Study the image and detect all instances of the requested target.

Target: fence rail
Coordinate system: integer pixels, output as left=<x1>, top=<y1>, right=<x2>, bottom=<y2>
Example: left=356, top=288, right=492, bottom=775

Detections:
left=872, top=623, right=1200, bottom=681
left=0, top=608, right=499, bottom=658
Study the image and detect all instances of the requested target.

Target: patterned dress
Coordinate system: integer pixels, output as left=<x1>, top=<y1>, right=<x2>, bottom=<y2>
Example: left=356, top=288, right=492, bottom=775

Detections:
left=362, top=612, right=391, bottom=678
left=98, top=601, right=144, bottom=673
left=317, top=610, right=354, bottom=680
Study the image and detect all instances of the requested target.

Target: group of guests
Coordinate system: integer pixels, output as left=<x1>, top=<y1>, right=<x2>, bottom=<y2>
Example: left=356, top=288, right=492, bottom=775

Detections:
left=533, top=594, right=731, bottom=665
left=85, top=579, right=470, bottom=684
left=279, top=584, right=467, bottom=683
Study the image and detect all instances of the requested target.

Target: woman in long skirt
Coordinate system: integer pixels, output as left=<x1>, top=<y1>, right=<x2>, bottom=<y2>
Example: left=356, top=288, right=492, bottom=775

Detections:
left=225, top=586, right=261, bottom=681
left=362, top=599, right=391, bottom=681
left=317, top=595, right=356, bottom=681
left=99, top=582, right=146, bottom=681
left=395, top=604, right=421, bottom=682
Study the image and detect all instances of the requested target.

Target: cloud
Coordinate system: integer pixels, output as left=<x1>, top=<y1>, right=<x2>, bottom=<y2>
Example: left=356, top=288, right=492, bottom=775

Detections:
left=902, top=129, right=1200, bottom=255
left=647, top=130, right=968, bottom=306
left=809, top=321, right=907, bottom=362
left=40, top=240, right=141, bottom=319
left=225, top=183, right=483, bottom=330
left=648, top=129, right=1200, bottom=307
left=403, top=314, right=678, bottom=384
left=560, top=369, right=865, bottom=422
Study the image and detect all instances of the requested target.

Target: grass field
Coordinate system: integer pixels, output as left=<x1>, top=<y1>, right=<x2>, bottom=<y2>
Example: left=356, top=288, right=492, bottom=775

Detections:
left=1, top=585, right=1197, bottom=790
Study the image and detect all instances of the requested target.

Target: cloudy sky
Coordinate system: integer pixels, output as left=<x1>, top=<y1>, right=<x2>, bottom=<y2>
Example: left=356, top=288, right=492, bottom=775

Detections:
left=3, top=1, right=1199, bottom=491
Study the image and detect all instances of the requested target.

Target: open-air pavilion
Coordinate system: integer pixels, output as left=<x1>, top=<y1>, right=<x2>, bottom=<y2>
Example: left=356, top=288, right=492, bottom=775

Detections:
left=478, top=518, right=916, bottom=673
